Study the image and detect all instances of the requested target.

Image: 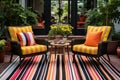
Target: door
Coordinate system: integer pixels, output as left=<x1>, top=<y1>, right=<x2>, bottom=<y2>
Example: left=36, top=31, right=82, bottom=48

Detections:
left=51, top=0, right=71, bottom=24
left=26, top=0, right=50, bottom=35
left=74, top=0, right=97, bottom=35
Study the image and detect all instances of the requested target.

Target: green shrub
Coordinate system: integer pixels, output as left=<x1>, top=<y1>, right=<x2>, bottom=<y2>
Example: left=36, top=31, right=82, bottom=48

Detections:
left=0, top=0, right=38, bottom=37
left=25, top=9, right=38, bottom=26
left=0, top=39, right=6, bottom=50
left=86, top=0, right=120, bottom=30
left=5, top=3, right=27, bottom=26
left=85, top=9, right=105, bottom=26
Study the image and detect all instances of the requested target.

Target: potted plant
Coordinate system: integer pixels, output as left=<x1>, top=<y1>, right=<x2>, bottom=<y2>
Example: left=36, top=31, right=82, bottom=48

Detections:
left=0, top=0, right=38, bottom=37
left=86, top=0, right=120, bottom=29
left=48, top=24, right=73, bottom=40
left=0, top=39, right=7, bottom=63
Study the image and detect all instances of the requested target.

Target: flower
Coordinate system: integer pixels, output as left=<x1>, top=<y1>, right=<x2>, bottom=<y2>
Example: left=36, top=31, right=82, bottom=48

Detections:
left=48, top=24, right=73, bottom=38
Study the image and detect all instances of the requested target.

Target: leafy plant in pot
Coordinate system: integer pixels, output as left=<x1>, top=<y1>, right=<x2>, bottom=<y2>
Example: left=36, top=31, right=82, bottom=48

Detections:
left=48, top=25, right=73, bottom=38
left=48, top=24, right=73, bottom=43
left=0, top=39, right=7, bottom=62
left=0, top=0, right=38, bottom=37
left=85, top=0, right=120, bottom=30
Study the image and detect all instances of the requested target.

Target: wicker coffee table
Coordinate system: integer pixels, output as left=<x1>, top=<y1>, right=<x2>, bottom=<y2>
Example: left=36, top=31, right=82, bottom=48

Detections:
left=50, top=42, right=70, bottom=60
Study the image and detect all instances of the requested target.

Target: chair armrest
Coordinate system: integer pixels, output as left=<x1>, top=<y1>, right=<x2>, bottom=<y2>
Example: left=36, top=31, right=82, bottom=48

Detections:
left=9, top=40, right=22, bottom=55
left=10, top=40, right=21, bottom=49
left=35, top=39, right=49, bottom=46
left=71, top=39, right=86, bottom=46
left=71, top=39, right=85, bottom=51
left=98, top=41, right=108, bottom=55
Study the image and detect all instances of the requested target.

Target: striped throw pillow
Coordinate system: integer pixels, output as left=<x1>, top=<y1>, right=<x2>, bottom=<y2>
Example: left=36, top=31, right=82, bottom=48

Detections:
left=17, top=32, right=36, bottom=46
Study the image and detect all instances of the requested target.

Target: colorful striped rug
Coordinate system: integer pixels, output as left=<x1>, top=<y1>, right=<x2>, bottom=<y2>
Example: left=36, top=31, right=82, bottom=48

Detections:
left=0, top=54, right=120, bottom=80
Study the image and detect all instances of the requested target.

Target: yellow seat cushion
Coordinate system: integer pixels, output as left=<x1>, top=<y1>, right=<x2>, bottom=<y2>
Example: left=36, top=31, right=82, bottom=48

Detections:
left=21, top=44, right=47, bottom=55
left=8, top=26, right=33, bottom=41
left=73, top=44, right=98, bottom=55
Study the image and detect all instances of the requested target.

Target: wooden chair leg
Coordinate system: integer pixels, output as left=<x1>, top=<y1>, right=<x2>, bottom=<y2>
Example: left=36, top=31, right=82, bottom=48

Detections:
left=73, top=54, right=75, bottom=63
left=107, top=53, right=110, bottom=61
left=10, top=53, right=13, bottom=62
left=45, top=54, right=47, bottom=61
left=19, top=56, right=22, bottom=63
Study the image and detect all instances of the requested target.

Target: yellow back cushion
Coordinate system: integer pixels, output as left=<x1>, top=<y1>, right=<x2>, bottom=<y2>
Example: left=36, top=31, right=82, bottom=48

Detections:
left=8, top=26, right=33, bottom=41
left=87, top=26, right=111, bottom=41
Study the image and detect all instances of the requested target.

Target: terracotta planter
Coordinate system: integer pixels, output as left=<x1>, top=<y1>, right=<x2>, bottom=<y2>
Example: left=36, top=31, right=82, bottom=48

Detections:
left=117, top=47, right=120, bottom=58
left=0, top=50, right=5, bottom=63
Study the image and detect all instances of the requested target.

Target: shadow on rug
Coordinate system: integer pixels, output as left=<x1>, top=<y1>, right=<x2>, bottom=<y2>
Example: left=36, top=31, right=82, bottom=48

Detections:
left=0, top=54, right=120, bottom=80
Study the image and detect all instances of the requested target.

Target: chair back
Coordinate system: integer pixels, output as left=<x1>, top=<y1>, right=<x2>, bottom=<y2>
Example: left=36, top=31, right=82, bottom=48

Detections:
left=8, top=26, right=33, bottom=41
left=87, top=26, right=111, bottom=41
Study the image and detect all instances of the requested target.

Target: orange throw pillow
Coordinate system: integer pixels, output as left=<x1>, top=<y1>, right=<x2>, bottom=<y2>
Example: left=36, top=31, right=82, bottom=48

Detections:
left=84, top=31, right=103, bottom=47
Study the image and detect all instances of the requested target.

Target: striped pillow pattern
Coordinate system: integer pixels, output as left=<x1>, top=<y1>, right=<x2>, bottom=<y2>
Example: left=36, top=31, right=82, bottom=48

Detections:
left=17, top=32, right=36, bottom=46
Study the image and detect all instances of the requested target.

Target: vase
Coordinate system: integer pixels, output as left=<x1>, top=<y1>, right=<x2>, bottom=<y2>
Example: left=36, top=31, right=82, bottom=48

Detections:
left=54, top=35, right=63, bottom=43
left=63, top=37, right=67, bottom=42
left=55, top=35, right=63, bottom=40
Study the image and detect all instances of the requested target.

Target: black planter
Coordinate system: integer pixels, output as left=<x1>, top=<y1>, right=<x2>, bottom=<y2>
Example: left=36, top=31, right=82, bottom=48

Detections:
left=107, top=41, right=119, bottom=54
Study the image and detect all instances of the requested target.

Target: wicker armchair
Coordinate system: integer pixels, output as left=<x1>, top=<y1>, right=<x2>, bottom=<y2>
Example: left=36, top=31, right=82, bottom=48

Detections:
left=71, top=26, right=112, bottom=62
left=5, top=26, right=49, bottom=62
